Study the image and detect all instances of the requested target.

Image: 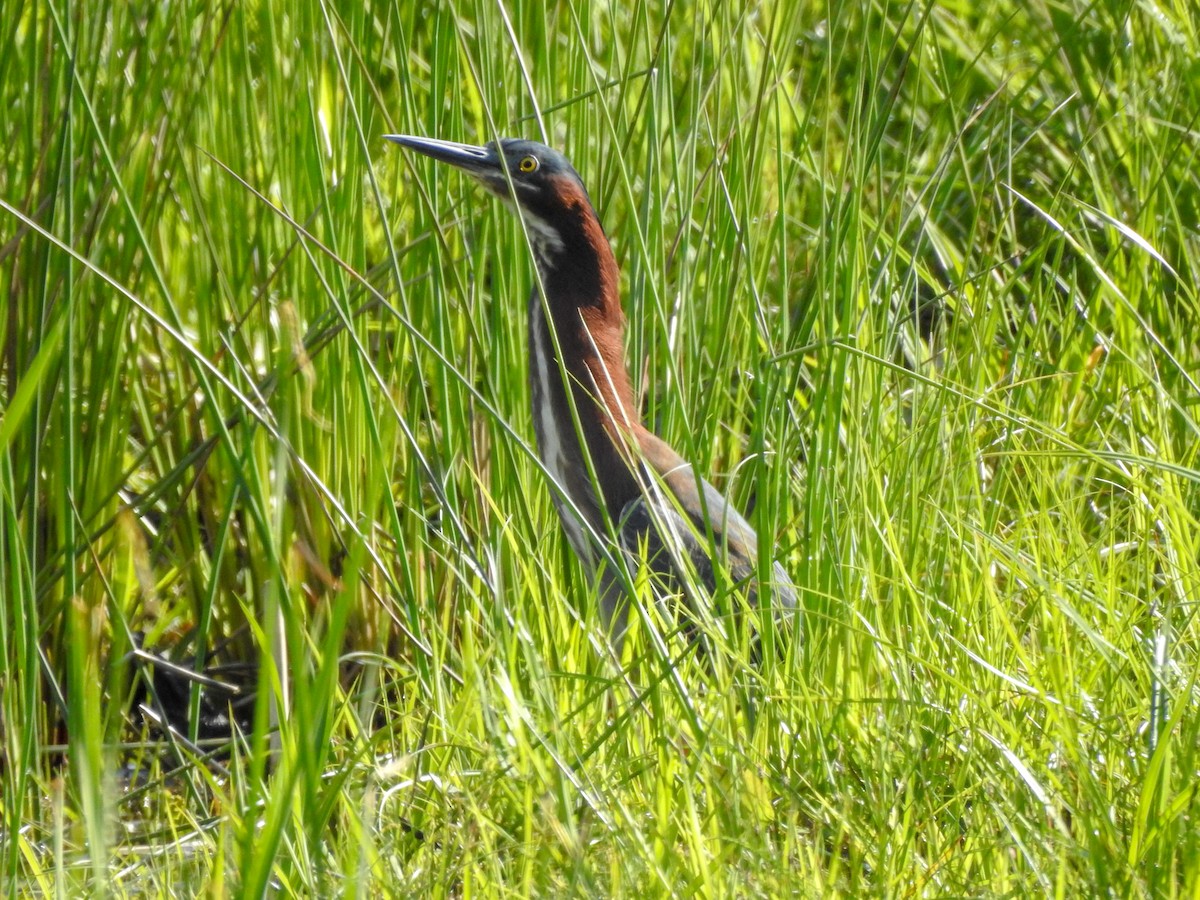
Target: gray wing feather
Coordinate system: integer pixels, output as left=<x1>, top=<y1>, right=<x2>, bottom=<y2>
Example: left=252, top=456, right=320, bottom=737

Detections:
left=617, top=473, right=797, bottom=614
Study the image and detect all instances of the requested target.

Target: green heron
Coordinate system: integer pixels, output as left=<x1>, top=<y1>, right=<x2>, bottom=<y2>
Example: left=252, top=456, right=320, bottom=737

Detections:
left=387, top=135, right=796, bottom=643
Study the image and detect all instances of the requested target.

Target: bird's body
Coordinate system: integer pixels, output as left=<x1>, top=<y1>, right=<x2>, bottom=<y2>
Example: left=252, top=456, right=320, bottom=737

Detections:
left=388, top=135, right=795, bottom=640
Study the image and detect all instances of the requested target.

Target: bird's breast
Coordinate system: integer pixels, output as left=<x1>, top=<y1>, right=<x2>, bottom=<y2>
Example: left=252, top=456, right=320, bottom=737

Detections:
left=528, top=296, right=599, bottom=567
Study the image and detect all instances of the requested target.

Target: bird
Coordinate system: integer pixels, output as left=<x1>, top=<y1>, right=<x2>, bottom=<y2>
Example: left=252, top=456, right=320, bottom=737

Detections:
left=387, top=134, right=796, bottom=647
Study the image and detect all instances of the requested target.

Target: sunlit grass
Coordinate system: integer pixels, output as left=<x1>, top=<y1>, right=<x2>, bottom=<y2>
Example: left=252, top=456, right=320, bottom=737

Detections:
left=1, top=0, right=1198, bottom=895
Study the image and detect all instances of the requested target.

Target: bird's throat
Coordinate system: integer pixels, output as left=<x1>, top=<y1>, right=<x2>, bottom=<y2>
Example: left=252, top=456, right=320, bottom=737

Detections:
left=524, top=189, right=637, bottom=432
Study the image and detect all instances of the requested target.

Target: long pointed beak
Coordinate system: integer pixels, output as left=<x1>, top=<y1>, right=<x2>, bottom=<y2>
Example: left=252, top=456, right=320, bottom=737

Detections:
left=384, top=135, right=497, bottom=176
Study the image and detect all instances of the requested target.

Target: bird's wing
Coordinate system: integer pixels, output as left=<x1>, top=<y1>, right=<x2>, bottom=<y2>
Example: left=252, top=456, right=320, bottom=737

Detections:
left=620, top=432, right=797, bottom=612
left=616, top=490, right=722, bottom=601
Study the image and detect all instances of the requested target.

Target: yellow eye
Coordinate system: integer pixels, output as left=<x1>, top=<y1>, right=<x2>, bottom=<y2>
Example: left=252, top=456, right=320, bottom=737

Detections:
left=518, top=155, right=539, bottom=173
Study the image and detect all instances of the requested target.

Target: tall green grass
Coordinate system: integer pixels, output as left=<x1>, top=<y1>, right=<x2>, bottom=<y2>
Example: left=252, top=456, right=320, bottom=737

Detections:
left=2, top=0, right=1197, bottom=895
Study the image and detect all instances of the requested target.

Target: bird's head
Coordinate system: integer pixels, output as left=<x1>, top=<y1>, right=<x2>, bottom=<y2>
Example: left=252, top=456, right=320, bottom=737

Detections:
left=385, top=135, right=596, bottom=260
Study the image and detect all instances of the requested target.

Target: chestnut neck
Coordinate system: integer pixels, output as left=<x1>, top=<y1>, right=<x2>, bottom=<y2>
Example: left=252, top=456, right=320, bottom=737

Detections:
left=525, top=181, right=639, bottom=434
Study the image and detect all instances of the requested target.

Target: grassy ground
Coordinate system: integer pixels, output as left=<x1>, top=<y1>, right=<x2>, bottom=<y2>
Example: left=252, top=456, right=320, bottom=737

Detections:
left=2, top=0, right=1198, bottom=896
